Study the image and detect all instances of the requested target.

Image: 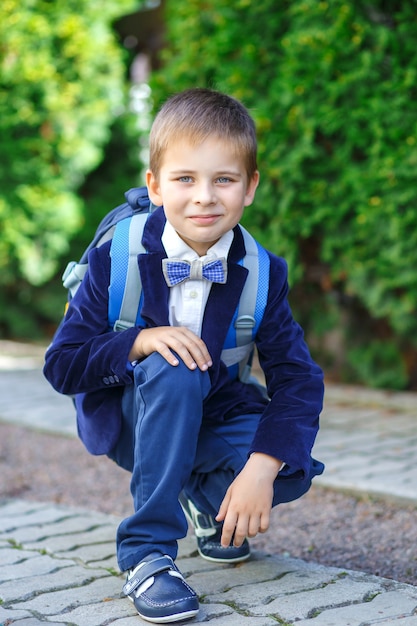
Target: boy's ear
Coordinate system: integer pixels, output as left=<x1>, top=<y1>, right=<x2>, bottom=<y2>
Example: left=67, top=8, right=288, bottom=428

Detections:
left=244, top=170, right=260, bottom=207
left=146, top=170, right=163, bottom=206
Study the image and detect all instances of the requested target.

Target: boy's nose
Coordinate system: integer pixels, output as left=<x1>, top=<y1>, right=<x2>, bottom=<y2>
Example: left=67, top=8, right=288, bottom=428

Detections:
left=193, top=182, right=216, bottom=206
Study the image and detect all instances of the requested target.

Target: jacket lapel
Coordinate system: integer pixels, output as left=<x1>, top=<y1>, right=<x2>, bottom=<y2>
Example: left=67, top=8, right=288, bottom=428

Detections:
left=202, top=226, right=248, bottom=362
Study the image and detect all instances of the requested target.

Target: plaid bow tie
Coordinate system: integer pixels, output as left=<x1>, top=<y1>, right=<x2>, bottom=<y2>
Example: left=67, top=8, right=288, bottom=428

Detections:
left=162, top=257, right=227, bottom=287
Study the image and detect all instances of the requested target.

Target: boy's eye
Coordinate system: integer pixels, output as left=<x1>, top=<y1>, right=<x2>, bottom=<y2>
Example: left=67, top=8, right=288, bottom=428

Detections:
left=216, top=176, right=232, bottom=184
left=178, top=176, right=193, bottom=183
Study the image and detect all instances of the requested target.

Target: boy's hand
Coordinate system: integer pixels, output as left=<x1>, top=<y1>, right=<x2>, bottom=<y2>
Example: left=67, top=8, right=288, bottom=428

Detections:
left=129, top=326, right=212, bottom=372
left=215, top=453, right=282, bottom=548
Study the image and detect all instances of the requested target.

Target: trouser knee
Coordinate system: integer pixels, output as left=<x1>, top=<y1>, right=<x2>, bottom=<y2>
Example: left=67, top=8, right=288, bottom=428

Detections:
left=109, top=354, right=210, bottom=471
left=134, top=352, right=210, bottom=398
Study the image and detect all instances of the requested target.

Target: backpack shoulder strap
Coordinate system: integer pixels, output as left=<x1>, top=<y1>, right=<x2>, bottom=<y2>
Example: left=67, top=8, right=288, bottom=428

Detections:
left=109, top=212, right=148, bottom=331
left=62, top=187, right=152, bottom=301
left=62, top=224, right=118, bottom=299
left=221, top=226, right=270, bottom=382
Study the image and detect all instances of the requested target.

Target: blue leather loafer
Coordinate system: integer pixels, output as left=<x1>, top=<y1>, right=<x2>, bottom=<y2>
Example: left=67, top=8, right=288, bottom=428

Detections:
left=123, top=552, right=199, bottom=623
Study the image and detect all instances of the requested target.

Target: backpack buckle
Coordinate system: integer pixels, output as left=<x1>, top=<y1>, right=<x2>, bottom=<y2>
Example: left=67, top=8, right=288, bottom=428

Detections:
left=235, top=315, right=256, bottom=330
left=113, top=319, right=135, bottom=332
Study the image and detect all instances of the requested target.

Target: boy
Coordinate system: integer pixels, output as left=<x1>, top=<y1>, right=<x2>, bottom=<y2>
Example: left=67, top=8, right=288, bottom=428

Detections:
left=44, top=88, right=324, bottom=624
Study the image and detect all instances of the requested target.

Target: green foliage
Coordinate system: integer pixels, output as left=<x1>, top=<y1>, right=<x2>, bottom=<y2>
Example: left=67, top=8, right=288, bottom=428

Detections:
left=76, top=112, right=144, bottom=259
left=150, top=0, right=417, bottom=388
left=0, top=0, right=137, bottom=287
left=347, top=341, right=408, bottom=390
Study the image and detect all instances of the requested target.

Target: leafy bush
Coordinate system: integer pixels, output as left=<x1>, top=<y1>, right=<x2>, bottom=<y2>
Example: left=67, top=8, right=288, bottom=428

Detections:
left=0, top=0, right=137, bottom=288
left=149, top=0, right=417, bottom=388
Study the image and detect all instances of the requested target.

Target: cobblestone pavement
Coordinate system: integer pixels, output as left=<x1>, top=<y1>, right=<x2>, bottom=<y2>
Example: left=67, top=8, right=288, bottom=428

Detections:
left=316, top=384, right=417, bottom=504
left=1, top=499, right=417, bottom=626
left=1, top=343, right=417, bottom=625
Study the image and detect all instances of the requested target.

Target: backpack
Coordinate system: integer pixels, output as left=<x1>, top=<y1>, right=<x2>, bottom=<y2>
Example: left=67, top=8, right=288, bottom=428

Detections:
left=62, top=187, right=270, bottom=383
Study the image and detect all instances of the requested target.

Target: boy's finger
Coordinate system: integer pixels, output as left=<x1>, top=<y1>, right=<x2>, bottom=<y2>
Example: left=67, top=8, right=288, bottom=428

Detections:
left=157, top=346, right=180, bottom=367
left=182, top=336, right=212, bottom=369
left=167, top=343, right=207, bottom=371
left=161, top=330, right=211, bottom=370
left=220, top=511, right=238, bottom=548
left=247, top=513, right=263, bottom=538
left=176, top=342, right=212, bottom=371
left=220, top=523, right=234, bottom=548
left=233, top=516, right=249, bottom=547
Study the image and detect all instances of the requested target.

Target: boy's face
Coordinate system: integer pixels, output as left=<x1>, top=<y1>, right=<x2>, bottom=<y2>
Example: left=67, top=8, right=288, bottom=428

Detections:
left=147, top=137, right=259, bottom=256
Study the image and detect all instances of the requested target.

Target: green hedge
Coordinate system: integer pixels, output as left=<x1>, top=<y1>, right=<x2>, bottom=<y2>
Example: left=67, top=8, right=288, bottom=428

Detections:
left=0, top=0, right=137, bottom=287
left=0, top=0, right=144, bottom=338
left=149, top=0, right=417, bottom=388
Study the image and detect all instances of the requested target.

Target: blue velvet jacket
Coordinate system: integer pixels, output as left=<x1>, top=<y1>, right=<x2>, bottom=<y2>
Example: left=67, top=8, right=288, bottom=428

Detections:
left=44, top=207, right=324, bottom=479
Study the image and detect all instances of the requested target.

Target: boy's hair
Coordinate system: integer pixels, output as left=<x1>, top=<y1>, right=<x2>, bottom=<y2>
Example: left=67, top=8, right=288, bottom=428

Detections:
left=149, top=88, right=258, bottom=181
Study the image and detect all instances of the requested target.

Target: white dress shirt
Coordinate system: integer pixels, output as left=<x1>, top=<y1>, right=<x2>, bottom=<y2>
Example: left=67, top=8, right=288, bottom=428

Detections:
left=161, top=220, right=233, bottom=337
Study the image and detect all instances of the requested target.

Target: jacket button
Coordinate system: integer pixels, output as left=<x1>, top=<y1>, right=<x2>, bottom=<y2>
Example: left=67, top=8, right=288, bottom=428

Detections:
left=103, top=377, right=109, bottom=385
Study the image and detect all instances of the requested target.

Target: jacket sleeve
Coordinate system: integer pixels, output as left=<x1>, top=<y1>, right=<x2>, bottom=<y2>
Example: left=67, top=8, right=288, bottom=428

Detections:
left=249, top=252, right=324, bottom=477
left=43, top=241, right=140, bottom=396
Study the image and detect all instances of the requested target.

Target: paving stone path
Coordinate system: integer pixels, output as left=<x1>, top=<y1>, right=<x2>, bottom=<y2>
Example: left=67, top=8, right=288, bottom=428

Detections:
left=1, top=343, right=417, bottom=625
left=1, top=499, right=417, bottom=626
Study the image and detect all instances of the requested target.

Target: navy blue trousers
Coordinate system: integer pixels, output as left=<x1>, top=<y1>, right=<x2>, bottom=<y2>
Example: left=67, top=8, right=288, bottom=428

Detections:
left=108, top=353, right=322, bottom=572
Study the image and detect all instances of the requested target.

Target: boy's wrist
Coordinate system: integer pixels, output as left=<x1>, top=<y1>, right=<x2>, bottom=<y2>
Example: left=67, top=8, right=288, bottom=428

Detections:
left=249, top=452, right=286, bottom=477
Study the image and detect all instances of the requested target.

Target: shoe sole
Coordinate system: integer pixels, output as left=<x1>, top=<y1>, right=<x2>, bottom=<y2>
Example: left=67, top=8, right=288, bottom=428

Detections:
left=138, top=608, right=199, bottom=624
left=128, top=596, right=199, bottom=623
left=197, top=546, right=251, bottom=564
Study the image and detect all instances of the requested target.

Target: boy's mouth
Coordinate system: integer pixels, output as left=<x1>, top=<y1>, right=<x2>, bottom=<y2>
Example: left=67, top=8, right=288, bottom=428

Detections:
left=189, top=214, right=221, bottom=225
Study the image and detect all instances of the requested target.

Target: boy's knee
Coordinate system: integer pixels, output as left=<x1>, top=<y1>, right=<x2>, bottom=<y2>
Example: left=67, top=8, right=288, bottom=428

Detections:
left=134, top=353, right=210, bottom=397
